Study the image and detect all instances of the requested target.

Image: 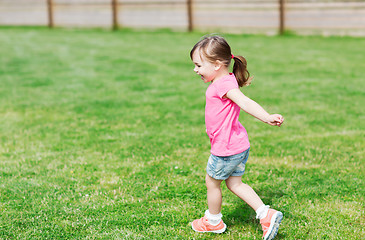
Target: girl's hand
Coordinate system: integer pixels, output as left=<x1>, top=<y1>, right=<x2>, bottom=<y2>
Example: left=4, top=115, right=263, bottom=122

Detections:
left=267, top=114, right=284, bottom=127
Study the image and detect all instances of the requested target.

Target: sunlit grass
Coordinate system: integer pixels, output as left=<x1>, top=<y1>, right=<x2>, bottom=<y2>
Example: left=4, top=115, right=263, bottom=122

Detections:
left=0, top=27, right=364, bottom=239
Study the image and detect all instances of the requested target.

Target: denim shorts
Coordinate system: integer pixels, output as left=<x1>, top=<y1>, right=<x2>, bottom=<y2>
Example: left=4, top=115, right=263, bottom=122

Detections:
left=206, top=148, right=250, bottom=180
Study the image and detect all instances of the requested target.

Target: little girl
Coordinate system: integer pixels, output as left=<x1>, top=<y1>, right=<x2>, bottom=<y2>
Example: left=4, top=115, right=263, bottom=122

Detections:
left=190, top=35, right=284, bottom=240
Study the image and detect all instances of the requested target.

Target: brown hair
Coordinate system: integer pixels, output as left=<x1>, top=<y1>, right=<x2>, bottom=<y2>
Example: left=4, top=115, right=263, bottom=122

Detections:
left=190, top=35, right=252, bottom=87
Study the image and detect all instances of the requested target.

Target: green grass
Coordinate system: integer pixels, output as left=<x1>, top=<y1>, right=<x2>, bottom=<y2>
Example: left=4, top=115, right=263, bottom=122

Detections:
left=0, top=27, right=364, bottom=239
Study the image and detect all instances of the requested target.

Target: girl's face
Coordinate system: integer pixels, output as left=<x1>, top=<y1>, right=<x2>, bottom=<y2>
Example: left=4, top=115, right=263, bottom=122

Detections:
left=192, top=50, right=218, bottom=83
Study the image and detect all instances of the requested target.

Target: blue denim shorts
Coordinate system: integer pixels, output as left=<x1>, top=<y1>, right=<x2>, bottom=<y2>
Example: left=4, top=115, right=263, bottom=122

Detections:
left=206, top=148, right=250, bottom=180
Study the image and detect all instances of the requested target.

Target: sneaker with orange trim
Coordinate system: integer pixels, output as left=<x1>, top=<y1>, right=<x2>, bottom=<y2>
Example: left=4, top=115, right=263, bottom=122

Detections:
left=191, top=216, right=227, bottom=233
left=260, top=209, right=283, bottom=240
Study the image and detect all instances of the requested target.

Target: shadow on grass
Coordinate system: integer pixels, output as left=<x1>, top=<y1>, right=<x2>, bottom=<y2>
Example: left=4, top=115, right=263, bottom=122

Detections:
left=225, top=206, right=287, bottom=239
left=222, top=187, right=287, bottom=239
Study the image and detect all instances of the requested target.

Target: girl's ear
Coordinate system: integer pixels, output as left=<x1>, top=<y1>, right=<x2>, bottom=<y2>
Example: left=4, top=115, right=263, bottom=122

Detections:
left=214, top=60, right=224, bottom=71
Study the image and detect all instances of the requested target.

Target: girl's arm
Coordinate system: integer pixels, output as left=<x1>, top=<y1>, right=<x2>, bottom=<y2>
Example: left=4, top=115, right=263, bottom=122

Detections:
left=226, top=88, right=284, bottom=126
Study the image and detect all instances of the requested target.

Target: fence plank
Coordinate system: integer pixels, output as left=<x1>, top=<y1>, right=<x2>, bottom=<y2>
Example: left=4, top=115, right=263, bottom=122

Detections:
left=112, top=0, right=119, bottom=30
left=187, top=0, right=193, bottom=31
left=279, top=0, right=285, bottom=34
left=47, top=0, right=54, bottom=28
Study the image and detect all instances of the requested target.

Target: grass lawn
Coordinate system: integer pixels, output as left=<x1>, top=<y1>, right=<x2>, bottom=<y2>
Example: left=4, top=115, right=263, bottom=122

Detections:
left=0, top=27, right=364, bottom=239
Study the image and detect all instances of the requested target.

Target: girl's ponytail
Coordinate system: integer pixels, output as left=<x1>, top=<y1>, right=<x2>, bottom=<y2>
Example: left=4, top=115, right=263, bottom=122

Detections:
left=190, top=35, right=252, bottom=87
left=232, top=55, right=252, bottom=87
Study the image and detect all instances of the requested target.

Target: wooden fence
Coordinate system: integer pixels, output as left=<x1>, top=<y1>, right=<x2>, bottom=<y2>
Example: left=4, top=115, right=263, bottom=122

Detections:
left=0, top=0, right=364, bottom=36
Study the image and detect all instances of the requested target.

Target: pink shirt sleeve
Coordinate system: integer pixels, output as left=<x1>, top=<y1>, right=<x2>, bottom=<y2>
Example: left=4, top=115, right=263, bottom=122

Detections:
left=215, top=76, right=239, bottom=99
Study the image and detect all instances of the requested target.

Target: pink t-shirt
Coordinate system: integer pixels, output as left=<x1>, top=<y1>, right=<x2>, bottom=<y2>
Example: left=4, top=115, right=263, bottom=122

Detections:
left=205, top=73, right=250, bottom=156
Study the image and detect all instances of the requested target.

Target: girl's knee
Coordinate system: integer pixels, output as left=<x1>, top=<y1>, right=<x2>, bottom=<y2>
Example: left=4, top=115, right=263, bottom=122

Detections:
left=205, top=174, right=222, bottom=189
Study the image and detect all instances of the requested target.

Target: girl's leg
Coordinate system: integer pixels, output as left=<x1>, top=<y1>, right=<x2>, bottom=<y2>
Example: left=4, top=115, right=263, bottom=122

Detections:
left=191, top=174, right=226, bottom=233
left=225, top=175, right=264, bottom=211
left=192, top=173, right=226, bottom=233
left=225, top=176, right=283, bottom=240
left=205, top=174, right=223, bottom=214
